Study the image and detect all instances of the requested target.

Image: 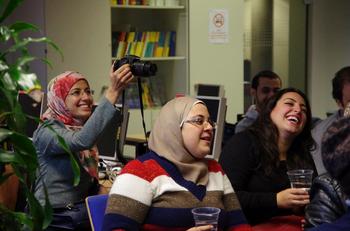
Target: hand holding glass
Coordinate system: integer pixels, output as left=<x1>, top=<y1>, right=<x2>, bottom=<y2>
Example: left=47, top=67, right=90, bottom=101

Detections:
left=191, top=207, right=220, bottom=231
left=287, top=169, right=313, bottom=192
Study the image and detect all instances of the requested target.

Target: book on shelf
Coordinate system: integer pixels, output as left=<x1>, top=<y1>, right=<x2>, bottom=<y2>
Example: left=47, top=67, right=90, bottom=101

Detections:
left=111, top=31, right=119, bottom=57
left=169, top=30, right=176, bottom=56
left=118, top=78, right=164, bottom=109
left=112, top=30, right=177, bottom=59
left=111, top=0, right=149, bottom=6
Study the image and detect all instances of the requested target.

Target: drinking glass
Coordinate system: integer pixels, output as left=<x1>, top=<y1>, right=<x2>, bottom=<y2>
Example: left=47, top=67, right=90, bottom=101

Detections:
left=191, top=207, right=220, bottom=231
left=287, top=169, right=314, bottom=192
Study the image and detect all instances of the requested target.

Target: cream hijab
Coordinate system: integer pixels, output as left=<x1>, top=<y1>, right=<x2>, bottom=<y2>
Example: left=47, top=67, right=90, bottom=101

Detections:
left=148, top=96, right=209, bottom=186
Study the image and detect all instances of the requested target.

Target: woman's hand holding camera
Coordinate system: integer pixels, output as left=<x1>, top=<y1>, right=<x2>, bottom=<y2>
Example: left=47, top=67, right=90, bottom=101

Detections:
left=105, top=63, right=134, bottom=104
left=277, top=188, right=310, bottom=209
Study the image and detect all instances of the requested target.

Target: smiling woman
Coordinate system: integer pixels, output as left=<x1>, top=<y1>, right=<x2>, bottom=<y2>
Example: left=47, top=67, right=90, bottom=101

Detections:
left=219, top=88, right=316, bottom=226
left=32, top=64, right=134, bottom=230
left=102, top=96, right=252, bottom=231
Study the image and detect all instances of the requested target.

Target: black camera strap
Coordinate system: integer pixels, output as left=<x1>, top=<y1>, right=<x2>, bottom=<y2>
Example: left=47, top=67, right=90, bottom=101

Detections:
left=116, top=90, right=127, bottom=164
left=137, top=78, right=149, bottom=147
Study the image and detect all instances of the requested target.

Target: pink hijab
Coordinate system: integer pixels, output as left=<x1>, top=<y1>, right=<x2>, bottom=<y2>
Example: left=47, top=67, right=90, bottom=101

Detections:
left=42, top=71, right=87, bottom=126
left=42, top=71, right=99, bottom=179
left=148, top=96, right=209, bottom=186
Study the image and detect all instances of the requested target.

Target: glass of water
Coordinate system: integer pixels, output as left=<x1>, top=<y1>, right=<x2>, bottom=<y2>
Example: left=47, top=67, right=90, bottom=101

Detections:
left=287, top=169, right=314, bottom=192
left=191, top=207, right=220, bottom=231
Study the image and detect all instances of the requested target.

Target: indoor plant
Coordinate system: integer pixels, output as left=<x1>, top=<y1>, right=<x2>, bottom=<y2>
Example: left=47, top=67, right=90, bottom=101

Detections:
left=0, top=0, right=79, bottom=230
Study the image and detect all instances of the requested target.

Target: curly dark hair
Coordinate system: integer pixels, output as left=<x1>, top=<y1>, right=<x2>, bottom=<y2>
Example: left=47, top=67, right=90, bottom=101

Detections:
left=248, top=88, right=315, bottom=175
left=322, top=116, right=350, bottom=179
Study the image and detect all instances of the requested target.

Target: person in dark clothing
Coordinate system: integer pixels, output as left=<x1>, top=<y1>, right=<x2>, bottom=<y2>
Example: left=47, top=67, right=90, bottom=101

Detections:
left=305, top=115, right=350, bottom=230
left=219, top=88, right=316, bottom=225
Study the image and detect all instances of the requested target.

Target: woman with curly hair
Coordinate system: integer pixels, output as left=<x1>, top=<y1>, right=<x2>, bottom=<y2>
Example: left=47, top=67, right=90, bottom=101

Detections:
left=220, top=88, right=316, bottom=225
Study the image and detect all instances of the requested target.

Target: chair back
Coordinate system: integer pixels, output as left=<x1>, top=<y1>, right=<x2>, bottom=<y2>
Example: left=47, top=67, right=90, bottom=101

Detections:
left=86, top=194, right=109, bottom=231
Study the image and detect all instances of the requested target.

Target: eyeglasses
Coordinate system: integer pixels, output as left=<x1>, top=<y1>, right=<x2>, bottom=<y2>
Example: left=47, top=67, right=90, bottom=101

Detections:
left=68, top=89, right=94, bottom=97
left=181, top=116, right=217, bottom=129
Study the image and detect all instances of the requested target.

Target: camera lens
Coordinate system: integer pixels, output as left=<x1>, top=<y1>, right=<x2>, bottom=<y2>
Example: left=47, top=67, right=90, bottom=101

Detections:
left=132, top=61, right=157, bottom=77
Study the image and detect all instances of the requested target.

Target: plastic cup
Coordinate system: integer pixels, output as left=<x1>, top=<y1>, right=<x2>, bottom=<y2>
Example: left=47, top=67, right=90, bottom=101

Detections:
left=191, top=207, right=220, bottom=231
left=287, top=169, right=314, bottom=192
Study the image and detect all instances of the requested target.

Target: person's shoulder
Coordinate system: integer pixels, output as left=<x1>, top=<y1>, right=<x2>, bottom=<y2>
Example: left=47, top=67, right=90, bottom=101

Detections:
left=312, top=173, right=341, bottom=193
left=225, top=130, right=255, bottom=148
left=33, top=119, right=64, bottom=137
left=314, top=173, right=333, bottom=184
left=121, top=152, right=169, bottom=181
left=221, top=130, right=256, bottom=158
left=207, top=159, right=224, bottom=174
left=312, top=111, right=341, bottom=133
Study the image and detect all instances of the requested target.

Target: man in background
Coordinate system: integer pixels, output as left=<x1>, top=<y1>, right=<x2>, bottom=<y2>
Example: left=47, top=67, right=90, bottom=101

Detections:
left=235, top=70, right=281, bottom=134
left=312, top=66, right=350, bottom=175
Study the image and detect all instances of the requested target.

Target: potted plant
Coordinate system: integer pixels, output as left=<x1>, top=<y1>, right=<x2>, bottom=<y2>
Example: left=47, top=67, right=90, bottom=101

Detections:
left=0, top=0, right=79, bottom=230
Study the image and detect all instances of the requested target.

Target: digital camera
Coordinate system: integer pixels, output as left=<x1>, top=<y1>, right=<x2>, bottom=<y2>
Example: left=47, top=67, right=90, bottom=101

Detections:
left=113, top=55, right=157, bottom=77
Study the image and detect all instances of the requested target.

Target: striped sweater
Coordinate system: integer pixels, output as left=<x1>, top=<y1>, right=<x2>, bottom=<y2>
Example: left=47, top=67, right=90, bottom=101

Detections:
left=103, top=152, right=251, bottom=231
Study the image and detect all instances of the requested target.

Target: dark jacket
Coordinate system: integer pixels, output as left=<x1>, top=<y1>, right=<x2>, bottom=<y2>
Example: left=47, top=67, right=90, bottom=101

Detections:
left=305, top=173, right=348, bottom=228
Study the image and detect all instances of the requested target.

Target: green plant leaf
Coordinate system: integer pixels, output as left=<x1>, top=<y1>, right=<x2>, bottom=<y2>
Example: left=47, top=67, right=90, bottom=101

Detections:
left=0, top=128, right=12, bottom=142
left=45, top=38, right=63, bottom=60
left=44, top=124, right=81, bottom=186
left=16, top=55, right=36, bottom=67
left=26, top=189, right=45, bottom=230
left=0, top=151, right=20, bottom=163
left=9, top=132, right=37, bottom=161
left=9, top=21, right=39, bottom=33
left=4, top=101, right=25, bottom=134
left=0, top=25, right=11, bottom=41
left=0, top=204, right=22, bottom=230
left=0, top=0, right=24, bottom=23
left=0, top=1, right=71, bottom=229
left=56, top=134, right=81, bottom=186
left=42, top=183, right=53, bottom=229
left=12, top=211, right=32, bottom=227
left=0, top=73, right=17, bottom=91
left=39, top=57, right=53, bottom=69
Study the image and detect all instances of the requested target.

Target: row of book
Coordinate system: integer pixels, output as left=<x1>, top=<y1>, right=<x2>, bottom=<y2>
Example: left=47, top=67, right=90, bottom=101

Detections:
left=111, top=0, right=180, bottom=7
left=112, top=31, right=176, bottom=59
left=122, top=78, right=166, bottom=108
left=111, top=0, right=150, bottom=6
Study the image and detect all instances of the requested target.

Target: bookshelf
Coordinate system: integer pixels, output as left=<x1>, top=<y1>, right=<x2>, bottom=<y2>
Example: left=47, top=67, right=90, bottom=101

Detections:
left=110, top=0, right=189, bottom=134
left=110, top=0, right=189, bottom=106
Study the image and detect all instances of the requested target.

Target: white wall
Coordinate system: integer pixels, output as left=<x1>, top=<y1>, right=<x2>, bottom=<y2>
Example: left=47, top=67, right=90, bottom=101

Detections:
left=189, top=0, right=244, bottom=123
left=45, top=0, right=111, bottom=101
left=273, top=0, right=289, bottom=86
left=308, top=0, right=350, bottom=118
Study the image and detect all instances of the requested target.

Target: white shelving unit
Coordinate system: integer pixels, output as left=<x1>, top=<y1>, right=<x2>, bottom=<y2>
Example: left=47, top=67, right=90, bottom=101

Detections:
left=110, top=0, right=188, bottom=102
left=110, top=1, right=189, bottom=134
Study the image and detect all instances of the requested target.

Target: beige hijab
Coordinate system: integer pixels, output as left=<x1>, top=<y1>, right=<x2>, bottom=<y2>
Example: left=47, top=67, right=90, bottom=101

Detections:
left=148, top=96, right=209, bottom=186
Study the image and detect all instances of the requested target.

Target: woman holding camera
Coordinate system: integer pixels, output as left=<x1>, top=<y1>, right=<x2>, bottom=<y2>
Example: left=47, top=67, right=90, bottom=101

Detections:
left=32, top=63, right=133, bottom=230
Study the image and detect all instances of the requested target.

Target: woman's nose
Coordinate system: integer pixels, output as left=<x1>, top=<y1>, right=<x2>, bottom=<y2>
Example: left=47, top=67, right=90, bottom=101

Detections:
left=293, top=105, right=302, bottom=113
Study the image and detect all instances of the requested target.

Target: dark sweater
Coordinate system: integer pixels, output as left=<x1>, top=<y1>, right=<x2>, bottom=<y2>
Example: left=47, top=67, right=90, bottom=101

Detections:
left=219, top=130, right=295, bottom=224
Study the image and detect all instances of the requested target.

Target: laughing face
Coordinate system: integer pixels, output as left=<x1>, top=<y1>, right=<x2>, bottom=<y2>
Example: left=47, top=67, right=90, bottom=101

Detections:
left=270, top=92, right=307, bottom=138
left=65, top=80, right=93, bottom=122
